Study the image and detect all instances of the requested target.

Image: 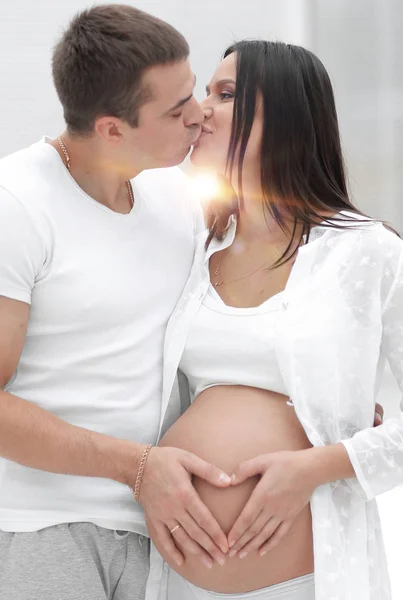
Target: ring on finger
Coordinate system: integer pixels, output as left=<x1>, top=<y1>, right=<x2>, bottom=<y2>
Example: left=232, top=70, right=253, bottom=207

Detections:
left=170, top=524, right=181, bottom=535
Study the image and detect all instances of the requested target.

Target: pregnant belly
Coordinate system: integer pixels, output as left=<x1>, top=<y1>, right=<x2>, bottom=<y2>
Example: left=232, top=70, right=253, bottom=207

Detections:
left=147, top=386, right=314, bottom=593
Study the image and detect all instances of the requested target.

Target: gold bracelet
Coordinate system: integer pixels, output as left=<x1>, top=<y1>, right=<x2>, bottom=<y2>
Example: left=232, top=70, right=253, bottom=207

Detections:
left=134, top=444, right=153, bottom=503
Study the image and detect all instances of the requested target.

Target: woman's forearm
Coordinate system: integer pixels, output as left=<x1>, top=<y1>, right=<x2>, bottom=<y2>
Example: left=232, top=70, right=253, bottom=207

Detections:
left=306, top=443, right=356, bottom=487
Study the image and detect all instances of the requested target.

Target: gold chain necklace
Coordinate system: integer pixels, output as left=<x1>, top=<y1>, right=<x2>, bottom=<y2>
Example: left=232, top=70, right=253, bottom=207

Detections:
left=212, top=250, right=275, bottom=288
left=56, top=136, right=134, bottom=209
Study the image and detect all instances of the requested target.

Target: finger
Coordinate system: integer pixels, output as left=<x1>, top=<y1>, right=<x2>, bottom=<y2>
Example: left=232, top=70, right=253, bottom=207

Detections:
left=182, top=453, right=231, bottom=487
left=180, top=512, right=226, bottom=566
left=374, top=403, right=384, bottom=426
left=230, top=456, right=267, bottom=486
left=236, top=517, right=282, bottom=559
left=168, top=522, right=214, bottom=569
left=227, top=509, right=266, bottom=557
left=187, top=493, right=229, bottom=554
left=259, top=520, right=293, bottom=556
left=375, top=403, right=384, bottom=418
left=155, top=523, right=184, bottom=567
left=228, top=486, right=267, bottom=548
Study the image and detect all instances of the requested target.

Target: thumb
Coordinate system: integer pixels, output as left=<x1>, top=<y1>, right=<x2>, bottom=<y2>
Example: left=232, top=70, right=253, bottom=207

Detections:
left=231, top=456, right=267, bottom=485
left=182, top=452, right=231, bottom=487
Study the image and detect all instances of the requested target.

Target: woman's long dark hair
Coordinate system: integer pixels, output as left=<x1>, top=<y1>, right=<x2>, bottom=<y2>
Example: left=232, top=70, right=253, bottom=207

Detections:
left=206, top=41, right=392, bottom=259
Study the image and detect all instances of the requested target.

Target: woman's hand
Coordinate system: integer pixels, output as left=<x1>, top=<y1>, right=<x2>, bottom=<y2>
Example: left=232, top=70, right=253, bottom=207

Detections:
left=228, top=444, right=355, bottom=558
left=227, top=403, right=383, bottom=559
left=139, top=446, right=231, bottom=568
left=227, top=449, right=320, bottom=558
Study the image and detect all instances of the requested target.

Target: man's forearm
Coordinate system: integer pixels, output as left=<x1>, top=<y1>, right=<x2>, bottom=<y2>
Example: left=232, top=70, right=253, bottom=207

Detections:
left=0, top=390, right=144, bottom=489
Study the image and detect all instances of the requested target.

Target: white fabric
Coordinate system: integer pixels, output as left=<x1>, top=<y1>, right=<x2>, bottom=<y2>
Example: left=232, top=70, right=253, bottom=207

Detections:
left=146, top=212, right=403, bottom=600
left=0, top=138, right=203, bottom=534
left=179, top=284, right=287, bottom=399
left=167, top=570, right=315, bottom=600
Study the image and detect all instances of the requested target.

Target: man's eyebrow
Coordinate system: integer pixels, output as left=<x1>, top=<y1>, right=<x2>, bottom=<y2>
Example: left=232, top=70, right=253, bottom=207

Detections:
left=165, top=75, right=197, bottom=114
left=206, top=78, right=236, bottom=94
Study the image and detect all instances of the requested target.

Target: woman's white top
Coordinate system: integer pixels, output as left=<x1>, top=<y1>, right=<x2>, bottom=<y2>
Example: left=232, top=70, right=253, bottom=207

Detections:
left=146, top=212, right=403, bottom=600
left=179, top=284, right=288, bottom=399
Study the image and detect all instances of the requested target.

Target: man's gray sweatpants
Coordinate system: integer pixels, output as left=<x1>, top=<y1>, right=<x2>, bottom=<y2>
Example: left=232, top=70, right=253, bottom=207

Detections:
left=0, top=523, right=150, bottom=600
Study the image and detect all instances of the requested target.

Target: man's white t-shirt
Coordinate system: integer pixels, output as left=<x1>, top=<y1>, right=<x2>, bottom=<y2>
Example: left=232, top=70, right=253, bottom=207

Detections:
left=0, top=138, right=202, bottom=534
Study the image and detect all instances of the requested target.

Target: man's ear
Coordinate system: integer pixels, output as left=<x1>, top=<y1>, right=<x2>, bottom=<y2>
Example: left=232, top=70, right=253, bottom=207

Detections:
left=94, top=117, right=125, bottom=145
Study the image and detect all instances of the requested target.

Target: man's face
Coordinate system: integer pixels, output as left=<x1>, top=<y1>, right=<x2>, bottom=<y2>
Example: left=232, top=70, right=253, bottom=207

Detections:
left=132, top=60, right=204, bottom=169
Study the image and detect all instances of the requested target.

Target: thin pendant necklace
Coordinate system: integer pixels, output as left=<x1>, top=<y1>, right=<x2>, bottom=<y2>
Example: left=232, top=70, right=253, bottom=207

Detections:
left=56, top=136, right=134, bottom=209
left=212, top=251, right=275, bottom=288
left=212, top=239, right=301, bottom=288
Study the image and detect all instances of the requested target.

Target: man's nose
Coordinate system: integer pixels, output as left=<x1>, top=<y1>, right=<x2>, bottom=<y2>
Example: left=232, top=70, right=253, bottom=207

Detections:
left=187, top=96, right=204, bottom=126
left=186, top=97, right=211, bottom=128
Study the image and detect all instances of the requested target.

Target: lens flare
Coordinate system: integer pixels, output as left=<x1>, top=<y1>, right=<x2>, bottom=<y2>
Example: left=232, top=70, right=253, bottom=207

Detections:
left=188, top=173, right=220, bottom=203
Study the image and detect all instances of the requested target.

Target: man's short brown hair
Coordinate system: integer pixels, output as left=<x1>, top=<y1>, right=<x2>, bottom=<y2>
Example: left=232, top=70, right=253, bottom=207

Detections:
left=52, top=4, right=189, bottom=135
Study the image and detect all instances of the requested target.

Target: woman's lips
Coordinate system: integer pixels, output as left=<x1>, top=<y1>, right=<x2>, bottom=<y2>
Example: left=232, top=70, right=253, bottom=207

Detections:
left=193, top=130, right=212, bottom=147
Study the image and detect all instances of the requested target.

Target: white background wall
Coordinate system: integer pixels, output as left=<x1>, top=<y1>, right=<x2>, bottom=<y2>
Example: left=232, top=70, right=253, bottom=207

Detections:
left=0, top=1, right=402, bottom=596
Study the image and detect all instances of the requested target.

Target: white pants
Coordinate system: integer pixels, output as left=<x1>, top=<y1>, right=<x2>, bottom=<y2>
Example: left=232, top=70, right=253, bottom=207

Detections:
left=167, top=569, right=315, bottom=600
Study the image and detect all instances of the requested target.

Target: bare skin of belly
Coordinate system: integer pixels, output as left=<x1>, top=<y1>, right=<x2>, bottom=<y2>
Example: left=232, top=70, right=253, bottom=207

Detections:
left=146, top=385, right=314, bottom=593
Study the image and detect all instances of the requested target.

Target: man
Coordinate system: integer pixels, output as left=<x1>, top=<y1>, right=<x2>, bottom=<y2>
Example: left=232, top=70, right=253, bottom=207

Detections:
left=0, top=5, right=230, bottom=599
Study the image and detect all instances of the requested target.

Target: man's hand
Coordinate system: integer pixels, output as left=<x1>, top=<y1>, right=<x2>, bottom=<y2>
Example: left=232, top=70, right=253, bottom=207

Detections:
left=374, top=402, right=384, bottom=426
left=139, top=446, right=231, bottom=568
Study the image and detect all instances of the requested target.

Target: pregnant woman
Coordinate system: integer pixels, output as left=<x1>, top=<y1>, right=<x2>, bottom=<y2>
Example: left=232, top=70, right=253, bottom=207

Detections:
left=144, top=41, right=403, bottom=600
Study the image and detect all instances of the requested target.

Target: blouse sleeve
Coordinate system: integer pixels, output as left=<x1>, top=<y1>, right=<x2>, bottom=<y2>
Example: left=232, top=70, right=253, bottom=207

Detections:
left=341, top=243, right=403, bottom=500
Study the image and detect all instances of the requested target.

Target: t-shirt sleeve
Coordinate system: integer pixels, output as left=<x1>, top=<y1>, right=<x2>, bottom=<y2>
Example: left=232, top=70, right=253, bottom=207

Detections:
left=0, top=186, right=48, bottom=305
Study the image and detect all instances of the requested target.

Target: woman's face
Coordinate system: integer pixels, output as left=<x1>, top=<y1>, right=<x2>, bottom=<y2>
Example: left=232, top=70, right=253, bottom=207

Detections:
left=190, top=52, right=263, bottom=179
